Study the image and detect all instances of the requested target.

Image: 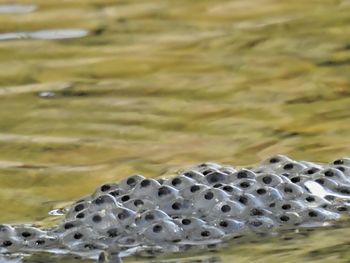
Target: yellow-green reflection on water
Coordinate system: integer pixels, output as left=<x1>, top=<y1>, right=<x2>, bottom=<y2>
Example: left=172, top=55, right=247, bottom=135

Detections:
left=0, top=0, right=349, bottom=262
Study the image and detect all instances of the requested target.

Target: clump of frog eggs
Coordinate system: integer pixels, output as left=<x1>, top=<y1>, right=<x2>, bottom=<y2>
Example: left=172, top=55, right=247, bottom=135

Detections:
left=1, top=155, right=350, bottom=258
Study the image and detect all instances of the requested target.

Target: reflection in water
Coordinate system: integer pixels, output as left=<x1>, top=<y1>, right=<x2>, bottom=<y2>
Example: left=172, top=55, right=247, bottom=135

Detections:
left=0, top=4, right=37, bottom=13
left=1, top=220, right=350, bottom=262
left=38, top=91, right=56, bottom=98
left=29, top=29, right=89, bottom=40
left=0, top=29, right=89, bottom=41
left=0, top=257, right=21, bottom=263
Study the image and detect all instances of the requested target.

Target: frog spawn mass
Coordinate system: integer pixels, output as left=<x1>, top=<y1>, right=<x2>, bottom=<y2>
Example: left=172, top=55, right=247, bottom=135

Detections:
left=2, top=155, right=350, bottom=259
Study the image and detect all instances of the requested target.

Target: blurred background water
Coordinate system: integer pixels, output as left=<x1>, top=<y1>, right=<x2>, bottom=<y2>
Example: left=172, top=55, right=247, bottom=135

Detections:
left=0, top=0, right=350, bottom=262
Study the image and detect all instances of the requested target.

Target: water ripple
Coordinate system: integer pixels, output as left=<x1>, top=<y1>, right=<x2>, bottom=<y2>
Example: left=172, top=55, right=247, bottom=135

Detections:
left=0, top=4, right=37, bottom=13
left=0, top=29, right=88, bottom=41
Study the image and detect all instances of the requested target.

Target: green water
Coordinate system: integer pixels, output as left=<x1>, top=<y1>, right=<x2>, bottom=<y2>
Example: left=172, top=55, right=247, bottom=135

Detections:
left=0, top=0, right=350, bottom=262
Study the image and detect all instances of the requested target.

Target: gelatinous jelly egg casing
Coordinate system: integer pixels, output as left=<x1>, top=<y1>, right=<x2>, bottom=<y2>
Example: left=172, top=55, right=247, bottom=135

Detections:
left=1, top=155, right=350, bottom=260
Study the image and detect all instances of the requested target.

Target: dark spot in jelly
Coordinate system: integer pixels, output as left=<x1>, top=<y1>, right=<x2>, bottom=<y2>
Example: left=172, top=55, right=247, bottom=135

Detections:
left=306, top=168, right=318, bottom=175
left=280, top=215, right=290, bottom=222
left=158, top=186, right=171, bottom=197
left=219, top=221, right=228, bottom=227
left=250, top=208, right=263, bottom=216
left=291, top=177, right=301, bottom=183
left=324, top=170, right=334, bottom=177
left=221, top=205, right=231, bottom=213
left=237, top=171, right=248, bottom=179
left=308, top=211, right=318, bottom=217
left=336, top=166, right=345, bottom=172
left=240, top=182, right=250, bottom=188
left=202, top=169, right=212, bottom=176
left=223, top=186, right=234, bottom=192
left=94, top=197, right=104, bottom=205
left=201, top=230, right=210, bottom=237
left=183, top=172, right=194, bottom=178
left=257, top=188, right=266, bottom=195
left=35, top=239, right=45, bottom=245
left=21, top=231, right=31, bottom=238
left=339, top=188, right=350, bottom=194
left=140, top=179, right=151, bottom=187
left=306, top=196, right=315, bottom=202
left=207, top=172, right=224, bottom=183
left=238, top=196, right=248, bottom=204
left=282, top=204, right=291, bottom=210
left=172, top=202, right=181, bottom=210
left=121, top=195, right=130, bottom=202
left=64, top=223, right=74, bottom=230
left=262, top=176, right=272, bottom=184
left=145, top=214, right=155, bottom=221
left=204, top=191, right=214, bottom=200
left=109, top=190, right=120, bottom=197
left=284, top=187, right=293, bottom=193
left=76, top=212, right=85, bottom=219
left=283, top=163, right=294, bottom=170
left=172, top=178, right=182, bottom=186
left=337, top=206, right=347, bottom=212
left=250, top=220, right=262, bottom=227
left=182, top=219, right=191, bottom=225
left=74, top=204, right=85, bottom=212
left=92, top=215, right=102, bottom=223
left=190, top=185, right=200, bottom=193
left=118, top=210, right=130, bottom=220
left=157, top=178, right=165, bottom=184
left=100, top=184, right=111, bottom=192
left=2, top=240, right=12, bottom=247
left=134, top=199, right=144, bottom=207
left=153, top=225, right=162, bottom=233
left=126, top=177, right=136, bottom=186
left=74, top=233, right=83, bottom=239
left=315, top=179, right=324, bottom=185
left=325, top=195, right=335, bottom=201
left=333, top=159, right=344, bottom=165
left=84, top=244, right=97, bottom=250
left=269, top=157, right=280, bottom=163
left=125, top=238, right=135, bottom=244
left=0, top=225, right=8, bottom=232
left=107, top=228, right=119, bottom=238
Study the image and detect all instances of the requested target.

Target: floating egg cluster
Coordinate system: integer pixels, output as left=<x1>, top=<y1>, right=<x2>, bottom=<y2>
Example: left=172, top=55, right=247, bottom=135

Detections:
left=1, top=155, right=350, bottom=260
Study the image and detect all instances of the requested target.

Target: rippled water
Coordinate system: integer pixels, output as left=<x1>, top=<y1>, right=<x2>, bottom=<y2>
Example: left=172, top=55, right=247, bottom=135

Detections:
left=0, top=0, right=349, bottom=262
left=0, top=4, right=37, bottom=14
left=0, top=29, right=88, bottom=41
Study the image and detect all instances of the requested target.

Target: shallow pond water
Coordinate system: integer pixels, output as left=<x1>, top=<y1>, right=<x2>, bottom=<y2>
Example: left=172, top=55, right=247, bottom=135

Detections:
left=0, top=29, right=89, bottom=41
left=0, top=0, right=349, bottom=262
left=0, top=4, right=37, bottom=14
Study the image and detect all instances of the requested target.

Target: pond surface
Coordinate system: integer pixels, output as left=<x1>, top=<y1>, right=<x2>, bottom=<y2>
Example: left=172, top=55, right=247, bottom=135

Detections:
left=0, top=0, right=349, bottom=262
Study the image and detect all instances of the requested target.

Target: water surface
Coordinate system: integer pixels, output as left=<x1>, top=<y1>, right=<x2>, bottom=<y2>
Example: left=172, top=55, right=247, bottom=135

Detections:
left=0, top=0, right=349, bottom=262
